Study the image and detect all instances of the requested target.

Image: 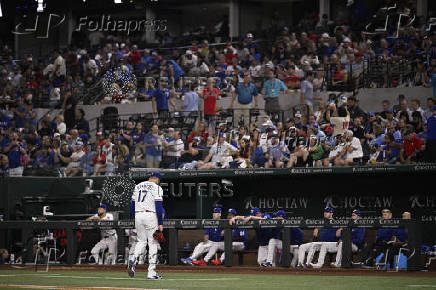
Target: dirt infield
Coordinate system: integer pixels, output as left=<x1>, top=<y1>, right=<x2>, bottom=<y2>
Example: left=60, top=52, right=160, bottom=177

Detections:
left=1, top=264, right=435, bottom=277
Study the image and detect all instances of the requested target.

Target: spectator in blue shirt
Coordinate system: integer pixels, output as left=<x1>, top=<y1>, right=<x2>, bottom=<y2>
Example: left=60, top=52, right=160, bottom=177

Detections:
left=230, top=74, right=258, bottom=128
left=425, top=105, right=436, bottom=162
left=182, top=83, right=199, bottom=116
left=430, top=66, right=436, bottom=98
left=262, top=70, right=288, bottom=116
left=0, top=111, right=12, bottom=130
left=152, top=81, right=176, bottom=119
left=144, top=124, right=163, bottom=168
left=12, top=98, right=27, bottom=128
left=3, top=132, right=26, bottom=176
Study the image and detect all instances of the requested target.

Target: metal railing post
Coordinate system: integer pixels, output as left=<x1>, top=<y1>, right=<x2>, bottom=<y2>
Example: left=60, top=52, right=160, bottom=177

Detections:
left=168, top=228, right=178, bottom=266
left=224, top=228, right=233, bottom=267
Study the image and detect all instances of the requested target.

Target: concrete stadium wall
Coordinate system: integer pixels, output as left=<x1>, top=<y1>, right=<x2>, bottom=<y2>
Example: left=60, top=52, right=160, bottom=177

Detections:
left=35, top=87, right=434, bottom=132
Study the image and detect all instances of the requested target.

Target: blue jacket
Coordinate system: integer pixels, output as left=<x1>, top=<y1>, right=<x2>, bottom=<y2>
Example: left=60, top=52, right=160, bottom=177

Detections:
left=394, top=228, right=408, bottom=242
left=351, top=228, right=366, bottom=245
left=427, top=114, right=436, bottom=140
left=376, top=228, right=395, bottom=243
left=320, top=228, right=337, bottom=242
left=205, top=228, right=224, bottom=242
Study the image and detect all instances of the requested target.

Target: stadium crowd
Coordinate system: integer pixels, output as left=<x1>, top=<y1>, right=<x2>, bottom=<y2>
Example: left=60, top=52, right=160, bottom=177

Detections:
left=2, top=4, right=436, bottom=175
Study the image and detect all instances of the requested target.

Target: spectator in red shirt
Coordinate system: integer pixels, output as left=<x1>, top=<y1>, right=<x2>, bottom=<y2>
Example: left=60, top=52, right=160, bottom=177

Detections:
left=202, top=77, right=221, bottom=136
left=187, top=121, right=209, bottom=145
left=400, top=130, right=423, bottom=164
left=128, top=45, right=141, bottom=66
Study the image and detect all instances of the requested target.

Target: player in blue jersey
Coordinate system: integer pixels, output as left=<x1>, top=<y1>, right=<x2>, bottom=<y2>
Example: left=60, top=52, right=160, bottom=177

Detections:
left=180, top=207, right=223, bottom=265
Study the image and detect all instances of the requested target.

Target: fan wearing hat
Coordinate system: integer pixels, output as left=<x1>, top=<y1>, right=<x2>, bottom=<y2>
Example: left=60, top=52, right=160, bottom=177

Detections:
left=87, top=203, right=118, bottom=265
left=334, top=130, right=363, bottom=166
left=312, top=209, right=366, bottom=268
left=194, top=208, right=248, bottom=266
left=181, top=49, right=198, bottom=74
left=199, top=132, right=238, bottom=169
left=181, top=207, right=223, bottom=266
left=61, top=139, right=85, bottom=177
left=264, top=133, right=290, bottom=168
left=297, top=207, right=337, bottom=268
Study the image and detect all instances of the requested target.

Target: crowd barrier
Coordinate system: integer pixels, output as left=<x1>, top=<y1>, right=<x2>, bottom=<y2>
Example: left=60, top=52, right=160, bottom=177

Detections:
left=0, top=218, right=423, bottom=270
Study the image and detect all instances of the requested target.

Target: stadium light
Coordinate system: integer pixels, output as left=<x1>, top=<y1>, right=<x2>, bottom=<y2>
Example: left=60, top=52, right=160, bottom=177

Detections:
left=114, top=0, right=122, bottom=3
left=0, top=1, right=3, bottom=18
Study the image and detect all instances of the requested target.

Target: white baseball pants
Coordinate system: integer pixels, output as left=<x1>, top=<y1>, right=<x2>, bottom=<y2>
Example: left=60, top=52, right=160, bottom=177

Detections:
left=334, top=242, right=359, bottom=267
left=204, top=241, right=245, bottom=262
left=91, top=235, right=118, bottom=265
left=266, top=239, right=299, bottom=267
left=133, top=212, right=159, bottom=278
left=190, top=241, right=212, bottom=260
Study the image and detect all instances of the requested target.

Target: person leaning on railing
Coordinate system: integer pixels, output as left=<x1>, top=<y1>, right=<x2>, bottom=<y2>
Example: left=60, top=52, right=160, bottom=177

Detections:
left=229, top=74, right=258, bottom=128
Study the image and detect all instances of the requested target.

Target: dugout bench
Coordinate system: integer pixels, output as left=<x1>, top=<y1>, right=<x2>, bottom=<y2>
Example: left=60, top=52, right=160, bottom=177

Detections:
left=0, top=218, right=423, bottom=270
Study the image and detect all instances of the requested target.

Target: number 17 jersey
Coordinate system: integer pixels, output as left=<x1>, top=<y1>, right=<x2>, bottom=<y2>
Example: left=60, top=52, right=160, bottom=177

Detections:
left=132, top=181, right=163, bottom=212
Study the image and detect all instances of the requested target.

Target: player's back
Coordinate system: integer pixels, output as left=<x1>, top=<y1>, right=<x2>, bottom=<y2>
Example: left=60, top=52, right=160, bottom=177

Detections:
left=132, top=181, right=163, bottom=213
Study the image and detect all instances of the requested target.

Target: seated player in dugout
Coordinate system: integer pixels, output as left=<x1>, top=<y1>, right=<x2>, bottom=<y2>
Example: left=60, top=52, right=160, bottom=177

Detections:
left=193, top=208, right=248, bottom=266
left=180, top=207, right=223, bottom=265
left=311, top=209, right=366, bottom=268
left=86, top=204, right=118, bottom=265
left=229, top=207, right=273, bottom=266
left=355, top=209, right=407, bottom=268
left=261, top=210, right=304, bottom=267
left=297, top=207, right=337, bottom=268
left=384, top=211, right=411, bottom=269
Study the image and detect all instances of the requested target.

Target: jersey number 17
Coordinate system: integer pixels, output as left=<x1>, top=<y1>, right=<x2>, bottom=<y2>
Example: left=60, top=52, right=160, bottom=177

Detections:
left=137, top=190, right=148, bottom=202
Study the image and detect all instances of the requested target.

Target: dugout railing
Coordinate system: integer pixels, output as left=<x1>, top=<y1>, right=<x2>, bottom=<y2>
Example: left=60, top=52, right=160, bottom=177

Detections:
left=0, top=218, right=423, bottom=270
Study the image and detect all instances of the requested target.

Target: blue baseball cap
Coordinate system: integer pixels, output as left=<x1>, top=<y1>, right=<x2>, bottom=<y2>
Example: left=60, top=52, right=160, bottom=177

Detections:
left=228, top=208, right=237, bottom=215
left=368, top=112, right=375, bottom=117
left=387, top=109, right=394, bottom=113
left=150, top=171, right=163, bottom=180
left=250, top=207, right=261, bottom=216
left=274, top=210, right=286, bottom=218
left=193, top=136, right=201, bottom=142
left=213, top=207, right=222, bottom=213
left=324, top=207, right=334, bottom=213
left=219, top=132, right=226, bottom=138
left=352, top=209, right=361, bottom=217
left=99, top=203, right=107, bottom=210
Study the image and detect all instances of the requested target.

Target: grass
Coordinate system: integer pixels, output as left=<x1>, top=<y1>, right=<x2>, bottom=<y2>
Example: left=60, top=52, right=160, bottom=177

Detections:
left=0, top=270, right=436, bottom=290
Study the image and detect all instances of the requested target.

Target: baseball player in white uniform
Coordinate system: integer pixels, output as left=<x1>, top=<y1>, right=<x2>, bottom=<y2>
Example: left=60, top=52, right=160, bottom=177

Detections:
left=297, top=207, right=337, bottom=268
left=261, top=210, right=303, bottom=268
left=180, top=207, right=222, bottom=265
left=87, top=204, right=118, bottom=265
left=311, top=209, right=365, bottom=268
left=127, top=171, right=164, bottom=279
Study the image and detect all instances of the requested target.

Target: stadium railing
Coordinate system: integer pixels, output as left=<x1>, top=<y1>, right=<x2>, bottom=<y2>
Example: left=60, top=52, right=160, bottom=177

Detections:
left=0, top=218, right=423, bottom=270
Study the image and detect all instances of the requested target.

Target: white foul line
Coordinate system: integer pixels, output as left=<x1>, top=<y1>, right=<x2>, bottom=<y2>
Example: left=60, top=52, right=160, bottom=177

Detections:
left=0, top=273, right=240, bottom=281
